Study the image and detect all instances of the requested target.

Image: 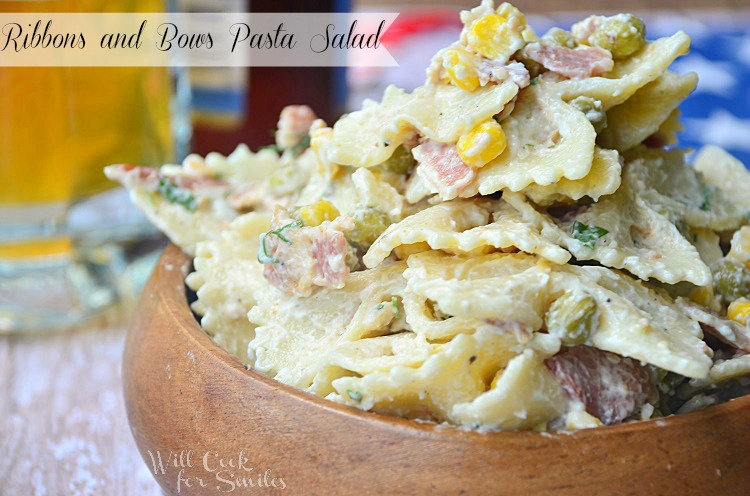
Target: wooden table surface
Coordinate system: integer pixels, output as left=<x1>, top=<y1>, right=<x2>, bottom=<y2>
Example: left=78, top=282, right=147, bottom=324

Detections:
left=0, top=305, right=162, bottom=496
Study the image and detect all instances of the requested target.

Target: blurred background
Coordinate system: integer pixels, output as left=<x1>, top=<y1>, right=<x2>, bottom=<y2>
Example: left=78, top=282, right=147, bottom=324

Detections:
left=0, top=0, right=748, bottom=493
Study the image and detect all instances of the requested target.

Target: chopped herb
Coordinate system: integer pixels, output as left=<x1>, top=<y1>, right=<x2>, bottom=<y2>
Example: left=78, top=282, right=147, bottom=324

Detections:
left=259, top=144, right=283, bottom=153
left=525, top=143, right=534, bottom=149
left=270, top=220, right=303, bottom=243
left=346, top=389, right=363, bottom=402
left=157, top=179, right=198, bottom=212
left=469, top=355, right=477, bottom=364
left=570, top=221, right=609, bottom=249
left=391, top=297, right=401, bottom=319
left=257, top=232, right=277, bottom=264
left=290, top=134, right=311, bottom=156
left=699, top=185, right=715, bottom=211
left=256, top=220, right=303, bottom=264
left=530, top=77, right=539, bottom=86
left=439, top=315, right=451, bottom=321
left=375, top=303, right=384, bottom=311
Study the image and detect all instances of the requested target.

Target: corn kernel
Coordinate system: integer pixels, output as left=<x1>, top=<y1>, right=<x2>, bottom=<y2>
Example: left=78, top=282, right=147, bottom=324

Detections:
left=299, top=200, right=340, bottom=227
left=442, top=48, right=481, bottom=92
left=457, top=120, right=507, bottom=168
left=727, top=298, right=750, bottom=326
left=466, top=13, right=524, bottom=61
left=689, top=286, right=721, bottom=313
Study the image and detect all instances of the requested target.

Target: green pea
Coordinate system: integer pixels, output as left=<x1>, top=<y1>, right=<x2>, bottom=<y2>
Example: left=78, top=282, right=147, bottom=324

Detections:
left=347, top=208, right=390, bottom=250
left=542, top=27, right=577, bottom=49
left=588, top=14, right=646, bottom=59
left=569, top=96, right=607, bottom=133
left=380, top=145, right=416, bottom=175
left=546, top=291, right=599, bottom=346
left=712, top=259, right=750, bottom=304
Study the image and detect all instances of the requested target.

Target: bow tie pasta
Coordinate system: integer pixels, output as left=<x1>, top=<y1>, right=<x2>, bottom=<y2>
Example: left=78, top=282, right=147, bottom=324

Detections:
left=111, top=1, right=750, bottom=431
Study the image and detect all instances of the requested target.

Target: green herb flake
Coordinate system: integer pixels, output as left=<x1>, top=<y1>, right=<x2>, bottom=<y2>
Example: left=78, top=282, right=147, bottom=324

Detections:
left=256, top=220, right=303, bottom=264
left=270, top=220, right=303, bottom=243
left=259, top=144, right=283, bottom=153
left=290, top=134, right=311, bottom=156
left=257, top=232, right=277, bottom=264
left=391, top=297, right=401, bottom=319
left=570, top=221, right=609, bottom=249
left=375, top=303, right=385, bottom=311
left=530, top=77, right=539, bottom=86
left=157, top=179, right=198, bottom=212
left=699, top=185, right=715, bottom=211
left=346, top=389, right=363, bottom=402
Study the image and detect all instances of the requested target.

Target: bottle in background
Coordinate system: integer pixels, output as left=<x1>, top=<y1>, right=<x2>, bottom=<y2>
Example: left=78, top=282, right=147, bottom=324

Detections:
left=189, top=0, right=350, bottom=155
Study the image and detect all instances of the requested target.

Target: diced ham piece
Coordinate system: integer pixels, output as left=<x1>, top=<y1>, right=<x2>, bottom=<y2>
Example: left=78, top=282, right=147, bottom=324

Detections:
left=476, top=60, right=531, bottom=89
left=523, top=43, right=614, bottom=80
left=413, top=140, right=476, bottom=201
left=275, top=105, right=318, bottom=149
left=484, top=318, right=532, bottom=343
left=104, top=164, right=161, bottom=190
left=545, top=346, right=657, bottom=425
left=105, top=164, right=228, bottom=194
left=262, top=215, right=354, bottom=296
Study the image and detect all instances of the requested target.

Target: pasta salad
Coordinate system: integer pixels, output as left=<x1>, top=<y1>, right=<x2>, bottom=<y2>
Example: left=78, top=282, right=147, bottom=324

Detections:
left=107, top=1, right=750, bottom=431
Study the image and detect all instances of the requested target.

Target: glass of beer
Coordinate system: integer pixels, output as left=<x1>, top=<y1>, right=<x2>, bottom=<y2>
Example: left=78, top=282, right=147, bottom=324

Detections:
left=0, top=0, right=186, bottom=332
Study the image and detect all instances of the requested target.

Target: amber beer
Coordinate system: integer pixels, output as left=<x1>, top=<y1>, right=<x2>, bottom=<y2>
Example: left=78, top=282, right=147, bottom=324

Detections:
left=0, top=0, right=174, bottom=257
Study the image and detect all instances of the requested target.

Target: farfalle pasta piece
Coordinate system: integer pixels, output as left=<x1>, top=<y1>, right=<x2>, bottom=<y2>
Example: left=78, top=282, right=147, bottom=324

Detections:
left=363, top=200, right=489, bottom=267
left=505, top=181, right=712, bottom=286
left=463, top=85, right=597, bottom=196
left=451, top=349, right=568, bottom=430
left=597, top=71, right=697, bottom=151
left=322, top=333, right=436, bottom=377
left=248, top=263, right=407, bottom=389
left=404, top=251, right=551, bottom=331
left=401, top=290, right=486, bottom=340
left=327, top=82, right=518, bottom=168
left=554, top=266, right=712, bottom=379
left=185, top=212, right=271, bottom=361
left=523, top=147, right=622, bottom=205
left=329, top=326, right=523, bottom=423
left=694, top=145, right=750, bottom=219
left=406, top=250, right=713, bottom=378
left=552, top=31, right=691, bottom=109
left=363, top=199, right=571, bottom=268
left=625, top=147, right=747, bottom=232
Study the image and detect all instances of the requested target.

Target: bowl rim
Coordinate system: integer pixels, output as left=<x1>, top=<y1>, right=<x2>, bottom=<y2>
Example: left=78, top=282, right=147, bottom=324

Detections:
left=160, top=243, right=750, bottom=440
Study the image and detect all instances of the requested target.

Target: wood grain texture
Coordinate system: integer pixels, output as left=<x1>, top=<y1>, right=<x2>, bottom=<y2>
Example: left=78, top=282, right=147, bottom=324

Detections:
left=0, top=309, right=161, bottom=496
left=125, top=245, right=750, bottom=496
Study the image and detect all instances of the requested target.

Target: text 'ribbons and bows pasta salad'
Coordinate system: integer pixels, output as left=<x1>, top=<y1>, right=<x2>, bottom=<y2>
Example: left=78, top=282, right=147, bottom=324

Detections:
left=107, top=1, right=750, bottom=431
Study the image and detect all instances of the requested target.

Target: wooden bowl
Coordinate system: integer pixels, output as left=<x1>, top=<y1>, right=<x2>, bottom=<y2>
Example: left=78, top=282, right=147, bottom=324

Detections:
left=124, top=245, right=750, bottom=496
